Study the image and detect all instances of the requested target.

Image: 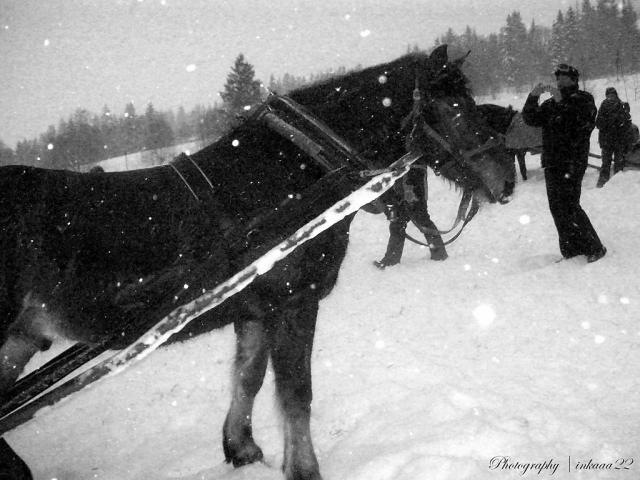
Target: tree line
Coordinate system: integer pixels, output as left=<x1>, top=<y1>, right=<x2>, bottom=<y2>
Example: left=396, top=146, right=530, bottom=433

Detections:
left=0, top=100, right=231, bottom=170
left=440, top=0, right=640, bottom=95
left=2, top=0, right=639, bottom=168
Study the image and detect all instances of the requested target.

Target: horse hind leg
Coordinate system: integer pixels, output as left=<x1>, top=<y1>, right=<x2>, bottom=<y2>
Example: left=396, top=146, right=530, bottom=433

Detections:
left=223, top=317, right=269, bottom=467
left=0, top=301, right=56, bottom=396
left=269, top=294, right=321, bottom=480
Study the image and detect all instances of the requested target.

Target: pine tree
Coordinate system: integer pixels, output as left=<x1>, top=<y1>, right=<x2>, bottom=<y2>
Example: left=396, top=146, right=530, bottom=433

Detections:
left=175, top=106, right=192, bottom=142
left=501, top=11, right=528, bottom=87
left=563, top=7, right=582, bottom=68
left=527, top=20, right=551, bottom=87
left=143, top=103, right=174, bottom=150
left=0, top=140, right=15, bottom=166
left=220, top=54, right=263, bottom=116
left=619, top=0, right=640, bottom=73
left=580, top=0, right=599, bottom=79
left=550, top=10, right=567, bottom=67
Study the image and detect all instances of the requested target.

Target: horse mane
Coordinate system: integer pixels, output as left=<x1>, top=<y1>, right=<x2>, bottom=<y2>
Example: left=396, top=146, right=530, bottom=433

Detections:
left=289, top=49, right=472, bottom=102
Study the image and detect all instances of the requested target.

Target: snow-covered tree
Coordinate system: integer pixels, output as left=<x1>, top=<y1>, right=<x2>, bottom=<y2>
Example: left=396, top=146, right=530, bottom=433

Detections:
left=500, top=11, right=529, bottom=87
left=219, top=53, right=263, bottom=116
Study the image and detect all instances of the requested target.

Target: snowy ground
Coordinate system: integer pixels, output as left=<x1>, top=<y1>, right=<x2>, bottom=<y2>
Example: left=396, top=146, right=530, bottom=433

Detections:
left=5, top=85, right=640, bottom=479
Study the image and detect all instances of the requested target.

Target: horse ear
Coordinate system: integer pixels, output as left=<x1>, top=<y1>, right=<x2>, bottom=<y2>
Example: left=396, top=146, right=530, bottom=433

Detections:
left=430, top=44, right=449, bottom=68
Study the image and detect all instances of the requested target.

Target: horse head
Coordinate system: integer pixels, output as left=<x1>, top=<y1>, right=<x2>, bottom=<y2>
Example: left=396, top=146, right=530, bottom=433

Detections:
left=404, top=47, right=514, bottom=204
left=287, top=44, right=513, bottom=205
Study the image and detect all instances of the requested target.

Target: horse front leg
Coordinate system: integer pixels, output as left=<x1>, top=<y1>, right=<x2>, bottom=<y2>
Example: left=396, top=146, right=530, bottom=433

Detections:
left=0, top=438, right=32, bottom=480
left=223, top=317, right=269, bottom=467
left=269, top=294, right=321, bottom=480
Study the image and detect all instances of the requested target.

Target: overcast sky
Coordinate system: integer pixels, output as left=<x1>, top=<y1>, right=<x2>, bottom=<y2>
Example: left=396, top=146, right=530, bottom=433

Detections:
left=0, top=0, right=583, bottom=147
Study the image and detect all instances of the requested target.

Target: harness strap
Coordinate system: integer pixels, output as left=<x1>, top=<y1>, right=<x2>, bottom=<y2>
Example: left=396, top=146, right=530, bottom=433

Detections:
left=462, top=136, right=504, bottom=160
left=169, top=163, right=200, bottom=202
left=187, top=155, right=215, bottom=190
left=168, top=153, right=216, bottom=204
left=258, top=94, right=374, bottom=173
left=404, top=191, right=479, bottom=246
left=260, top=112, right=336, bottom=171
left=272, top=95, right=372, bottom=169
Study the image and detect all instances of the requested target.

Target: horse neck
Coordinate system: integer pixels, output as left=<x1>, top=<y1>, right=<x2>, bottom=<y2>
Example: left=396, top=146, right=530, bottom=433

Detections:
left=286, top=75, right=415, bottom=169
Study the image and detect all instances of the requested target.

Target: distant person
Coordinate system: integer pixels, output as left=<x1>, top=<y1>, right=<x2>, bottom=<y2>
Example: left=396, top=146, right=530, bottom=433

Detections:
left=522, top=64, right=606, bottom=263
left=595, top=87, right=632, bottom=187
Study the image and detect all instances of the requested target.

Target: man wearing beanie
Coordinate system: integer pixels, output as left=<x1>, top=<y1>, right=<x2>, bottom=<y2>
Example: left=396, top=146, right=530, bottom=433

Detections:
left=522, top=64, right=607, bottom=263
left=595, top=86, right=632, bottom=187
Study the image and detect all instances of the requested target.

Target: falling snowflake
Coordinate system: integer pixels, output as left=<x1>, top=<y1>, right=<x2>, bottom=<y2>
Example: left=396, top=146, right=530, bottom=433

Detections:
left=186, top=64, right=197, bottom=73
left=382, top=97, right=392, bottom=107
left=378, top=75, right=387, bottom=84
left=473, top=304, right=496, bottom=328
left=231, top=139, right=240, bottom=147
left=47, top=143, right=54, bottom=150
left=519, top=215, right=531, bottom=225
left=360, top=29, right=371, bottom=38
left=43, top=39, right=50, bottom=47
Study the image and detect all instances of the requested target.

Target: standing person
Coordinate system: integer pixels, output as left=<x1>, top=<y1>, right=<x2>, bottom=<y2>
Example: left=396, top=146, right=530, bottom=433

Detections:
left=373, top=168, right=447, bottom=269
left=595, top=87, right=632, bottom=187
left=522, top=64, right=607, bottom=263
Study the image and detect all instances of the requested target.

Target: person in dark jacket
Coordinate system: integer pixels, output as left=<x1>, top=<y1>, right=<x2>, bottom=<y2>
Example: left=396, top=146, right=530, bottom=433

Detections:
left=595, top=86, right=632, bottom=187
left=522, top=64, right=607, bottom=263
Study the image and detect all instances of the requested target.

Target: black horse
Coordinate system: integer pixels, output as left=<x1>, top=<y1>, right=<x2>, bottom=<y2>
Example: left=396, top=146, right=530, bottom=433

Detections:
left=0, top=45, right=512, bottom=480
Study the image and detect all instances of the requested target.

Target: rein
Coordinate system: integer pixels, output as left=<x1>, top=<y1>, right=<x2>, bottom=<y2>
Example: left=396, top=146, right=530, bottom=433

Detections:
left=397, top=78, right=489, bottom=245
left=404, top=189, right=480, bottom=247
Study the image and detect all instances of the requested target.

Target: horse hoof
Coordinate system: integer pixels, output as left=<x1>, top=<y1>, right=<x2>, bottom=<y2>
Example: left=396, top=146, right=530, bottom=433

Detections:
left=223, top=438, right=264, bottom=467
left=285, top=469, right=323, bottom=480
left=430, top=251, right=448, bottom=261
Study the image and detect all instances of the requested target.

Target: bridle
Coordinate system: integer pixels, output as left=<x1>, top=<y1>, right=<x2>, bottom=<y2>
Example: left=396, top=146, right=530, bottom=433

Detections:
left=398, top=72, right=506, bottom=244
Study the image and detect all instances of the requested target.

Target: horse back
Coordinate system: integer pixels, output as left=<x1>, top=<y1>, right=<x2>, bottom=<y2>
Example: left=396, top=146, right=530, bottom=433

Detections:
left=0, top=164, right=233, bottom=342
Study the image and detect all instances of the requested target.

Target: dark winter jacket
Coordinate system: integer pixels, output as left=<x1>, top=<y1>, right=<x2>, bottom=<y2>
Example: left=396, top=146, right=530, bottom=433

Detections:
left=595, top=95, right=632, bottom=148
left=522, top=85, right=597, bottom=169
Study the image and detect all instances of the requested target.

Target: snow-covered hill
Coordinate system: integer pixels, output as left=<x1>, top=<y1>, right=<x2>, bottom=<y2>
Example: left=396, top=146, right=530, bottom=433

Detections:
left=5, top=84, right=640, bottom=480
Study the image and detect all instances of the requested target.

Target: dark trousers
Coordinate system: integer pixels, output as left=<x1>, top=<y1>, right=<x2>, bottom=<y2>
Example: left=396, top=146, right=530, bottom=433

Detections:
left=545, top=165, right=604, bottom=258
left=381, top=201, right=446, bottom=265
left=597, top=144, right=625, bottom=186
left=378, top=169, right=447, bottom=266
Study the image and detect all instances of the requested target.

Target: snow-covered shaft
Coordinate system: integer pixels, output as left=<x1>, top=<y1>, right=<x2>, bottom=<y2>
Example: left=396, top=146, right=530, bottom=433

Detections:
left=0, top=151, right=422, bottom=434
